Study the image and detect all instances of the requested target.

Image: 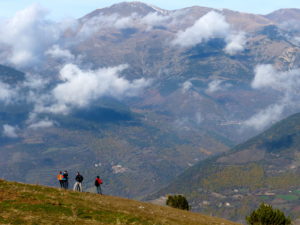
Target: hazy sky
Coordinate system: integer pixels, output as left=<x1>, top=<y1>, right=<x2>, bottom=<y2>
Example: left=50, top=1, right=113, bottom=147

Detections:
left=0, top=0, right=300, bottom=20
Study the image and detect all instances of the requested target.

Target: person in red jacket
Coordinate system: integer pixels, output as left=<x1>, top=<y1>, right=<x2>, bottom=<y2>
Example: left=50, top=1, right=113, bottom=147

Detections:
left=95, top=176, right=103, bottom=194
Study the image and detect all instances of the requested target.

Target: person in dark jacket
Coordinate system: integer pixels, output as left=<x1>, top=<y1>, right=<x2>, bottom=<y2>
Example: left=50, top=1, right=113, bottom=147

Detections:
left=62, top=170, right=69, bottom=189
left=95, top=176, right=103, bottom=194
left=73, top=172, right=83, bottom=192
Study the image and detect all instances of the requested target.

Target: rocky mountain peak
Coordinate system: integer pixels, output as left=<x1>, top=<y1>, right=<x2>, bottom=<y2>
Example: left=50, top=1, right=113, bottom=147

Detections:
left=84, top=1, right=166, bottom=19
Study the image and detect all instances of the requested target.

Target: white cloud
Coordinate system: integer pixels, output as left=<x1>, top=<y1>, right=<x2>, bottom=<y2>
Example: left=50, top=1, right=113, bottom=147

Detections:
left=78, top=13, right=136, bottom=38
left=23, top=75, right=49, bottom=92
left=206, top=79, right=232, bottom=94
left=0, top=4, right=62, bottom=67
left=279, top=20, right=300, bottom=32
left=206, top=80, right=223, bottom=94
left=225, top=32, right=246, bottom=55
left=182, top=81, right=192, bottom=93
left=243, top=103, right=285, bottom=130
left=172, top=11, right=230, bottom=47
left=252, top=64, right=300, bottom=93
left=35, top=64, right=150, bottom=114
left=114, top=15, right=137, bottom=29
left=172, top=11, right=246, bottom=55
left=0, top=82, right=17, bottom=103
left=78, top=11, right=171, bottom=36
left=243, top=64, right=300, bottom=130
left=251, top=64, right=277, bottom=89
left=3, top=124, right=18, bottom=138
left=28, top=119, right=54, bottom=129
left=45, top=45, right=75, bottom=61
left=140, top=12, right=170, bottom=29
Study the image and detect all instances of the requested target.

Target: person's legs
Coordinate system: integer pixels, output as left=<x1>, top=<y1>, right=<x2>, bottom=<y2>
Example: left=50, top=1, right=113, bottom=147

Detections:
left=99, top=185, right=102, bottom=195
left=96, top=186, right=100, bottom=194
left=79, top=182, right=82, bottom=192
left=73, top=182, right=78, bottom=191
left=59, top=180, right=63, bottom=188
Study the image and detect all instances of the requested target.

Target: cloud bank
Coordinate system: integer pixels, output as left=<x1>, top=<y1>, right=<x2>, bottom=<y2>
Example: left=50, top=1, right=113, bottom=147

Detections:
left=2, top=124, right=19, bottom=138
left=244, top=103, right=285, bottom=130
left=206, top=79, right=232, bottom=94
left=243, top=64, right=300, bottom=130
left=78, top=11, right=171, bottom=37
left=34, top=64, right=150, bottom=114
left=181, top=81, right=193, bottom=93
left=0, top=4, right=62, bottom=67
left=45, top=45, right=75, bottom=61
left=224, top=32, right=246, bottom=55
left=172, top=11, right=246, bottom=55
left=0, top=4, right=172, bottom=68
left=0, top=5, right=153, bottom=133
left=172, top=11, right=230, bottom=47
left=0, top=82, right=17, bottom=104
left=28, top=119, right=54, bottom=130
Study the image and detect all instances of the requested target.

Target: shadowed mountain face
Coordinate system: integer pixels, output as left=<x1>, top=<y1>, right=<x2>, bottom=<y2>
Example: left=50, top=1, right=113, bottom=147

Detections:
left=150, top=113, right=300, bottom=223
left=1, top=2, right=300, bottom=201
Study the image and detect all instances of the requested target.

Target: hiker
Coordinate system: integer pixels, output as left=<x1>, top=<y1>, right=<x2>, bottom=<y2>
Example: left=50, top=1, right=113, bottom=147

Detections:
left=57, top=171, right=63, bottom=188
left=62, top=170, right=69, bottom=189
left=95, top=176, right=103, bottom=194
left=73, top=172, right=84, bottom=192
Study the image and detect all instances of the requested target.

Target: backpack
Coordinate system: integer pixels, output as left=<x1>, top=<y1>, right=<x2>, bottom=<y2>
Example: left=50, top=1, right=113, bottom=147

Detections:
left=57, top=174, right=62, bottom=180
left=95, top=178, right=103, bottom=186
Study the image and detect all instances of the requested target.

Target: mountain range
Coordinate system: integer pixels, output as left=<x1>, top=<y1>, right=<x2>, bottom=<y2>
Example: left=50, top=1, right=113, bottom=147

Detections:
left=150, top=112, right=300, bottom=223
left=1, top=1, right=300, bottom=211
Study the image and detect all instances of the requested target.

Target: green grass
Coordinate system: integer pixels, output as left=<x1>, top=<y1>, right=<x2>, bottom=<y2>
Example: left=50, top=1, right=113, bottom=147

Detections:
left=259, top=196, right=270, bottom=200
left=201, top=163, right=265, bottom=191
left=276, top=195, right=299, bottom=201
left=0, top=179, right=239, bottom=225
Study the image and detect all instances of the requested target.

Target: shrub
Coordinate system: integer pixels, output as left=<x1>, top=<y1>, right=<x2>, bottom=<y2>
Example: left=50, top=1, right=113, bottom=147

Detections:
left=246, top=203, right=291, bottom=225
left=166, top=195, right=190, bottom=211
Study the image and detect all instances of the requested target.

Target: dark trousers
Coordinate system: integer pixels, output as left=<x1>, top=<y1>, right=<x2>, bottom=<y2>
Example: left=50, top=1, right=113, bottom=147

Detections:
left=96, top=185, right=102, bottom=194
left=59, top=180, right=63, bottom=188
left=63, top=180, right=68, bottom=189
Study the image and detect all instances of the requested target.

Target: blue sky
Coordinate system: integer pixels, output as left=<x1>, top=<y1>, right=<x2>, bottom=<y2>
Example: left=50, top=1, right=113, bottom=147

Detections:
left=1, top=0, right=300, bottom=20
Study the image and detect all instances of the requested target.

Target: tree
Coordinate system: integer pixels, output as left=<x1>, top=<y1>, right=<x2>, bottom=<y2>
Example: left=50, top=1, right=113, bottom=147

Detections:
left=246, top=203, right=291, bottom=225
left=166, top=195, right=190, bottom=211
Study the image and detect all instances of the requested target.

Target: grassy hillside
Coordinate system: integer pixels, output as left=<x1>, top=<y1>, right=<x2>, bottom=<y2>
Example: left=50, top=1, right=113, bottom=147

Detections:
left=150, top=113, right=300, bottom=222
left=0, top=180, right=239, bottom=225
